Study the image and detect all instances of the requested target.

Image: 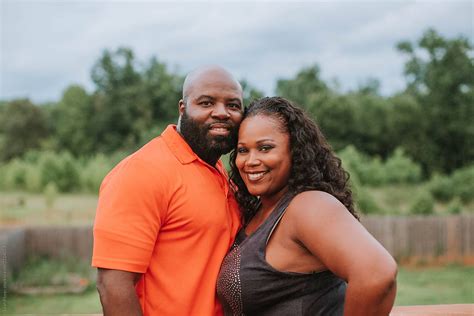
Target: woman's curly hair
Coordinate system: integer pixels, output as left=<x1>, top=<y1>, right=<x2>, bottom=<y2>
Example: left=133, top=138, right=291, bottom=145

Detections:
left=230, top=96, right=358, bottom=223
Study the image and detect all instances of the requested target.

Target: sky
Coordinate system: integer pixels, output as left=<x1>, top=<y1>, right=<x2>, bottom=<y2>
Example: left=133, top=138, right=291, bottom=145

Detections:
left=1, top=0, right=473, bottom=103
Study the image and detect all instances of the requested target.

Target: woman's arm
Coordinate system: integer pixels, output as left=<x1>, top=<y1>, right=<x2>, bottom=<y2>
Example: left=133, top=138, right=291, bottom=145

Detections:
left=287, top=191, right=397, bottom=316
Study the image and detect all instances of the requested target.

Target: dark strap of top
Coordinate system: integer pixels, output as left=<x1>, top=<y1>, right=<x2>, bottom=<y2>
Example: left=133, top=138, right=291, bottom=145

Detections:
left=249, top=192, right=295, bottom=253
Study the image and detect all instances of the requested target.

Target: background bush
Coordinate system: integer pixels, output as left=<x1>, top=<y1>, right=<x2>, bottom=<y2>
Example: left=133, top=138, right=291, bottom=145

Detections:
left=429, top=165, right=474, bottom=203
left=410, top=190, right=435, bottom=215
left=0, top=151, right=114, bottom=194
left=339, top=146, right=423, bottom=186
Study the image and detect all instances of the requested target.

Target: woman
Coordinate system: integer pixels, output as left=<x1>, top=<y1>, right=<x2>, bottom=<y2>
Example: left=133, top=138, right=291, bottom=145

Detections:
left=217, top=97, right=397, bottom=315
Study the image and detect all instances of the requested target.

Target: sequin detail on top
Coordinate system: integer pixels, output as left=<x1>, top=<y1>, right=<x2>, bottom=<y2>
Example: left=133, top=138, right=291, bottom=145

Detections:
left=217, top=241, right=243, bottom=315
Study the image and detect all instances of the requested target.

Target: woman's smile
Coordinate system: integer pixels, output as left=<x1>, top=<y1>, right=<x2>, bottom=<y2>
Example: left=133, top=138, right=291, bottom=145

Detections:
left=236, top=114, right=291, bottom=199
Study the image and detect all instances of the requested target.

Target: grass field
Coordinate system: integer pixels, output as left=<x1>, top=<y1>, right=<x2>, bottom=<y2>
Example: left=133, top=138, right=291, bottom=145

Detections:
left=1, top=188, right=473, bottom=227
left=0, top=192, right=97, bottom=225
left=4, top=265, right=473, bottom=314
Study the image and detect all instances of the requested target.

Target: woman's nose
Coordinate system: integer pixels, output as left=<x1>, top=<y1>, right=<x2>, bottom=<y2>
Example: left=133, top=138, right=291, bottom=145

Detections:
left=245, top=151, right=261, bottom=167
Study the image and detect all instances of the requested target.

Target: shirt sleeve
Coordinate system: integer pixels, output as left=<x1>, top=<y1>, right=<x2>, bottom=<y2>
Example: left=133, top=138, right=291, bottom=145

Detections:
left=92, top=157, right=166, bottom=273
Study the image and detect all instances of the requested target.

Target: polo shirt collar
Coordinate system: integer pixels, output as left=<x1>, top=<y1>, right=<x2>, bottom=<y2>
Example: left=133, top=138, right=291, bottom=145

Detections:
left=162, top=125, right=198, bottom=164
left=162, top=125, right=227, bottom=174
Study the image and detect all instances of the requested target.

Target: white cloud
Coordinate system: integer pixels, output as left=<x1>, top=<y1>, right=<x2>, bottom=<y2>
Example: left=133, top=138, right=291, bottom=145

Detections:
left=1, top=0, right=472, bottom=102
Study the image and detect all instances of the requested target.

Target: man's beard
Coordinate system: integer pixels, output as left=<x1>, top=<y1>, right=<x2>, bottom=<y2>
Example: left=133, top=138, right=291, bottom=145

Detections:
left=179, top=111, right=238, bottom=165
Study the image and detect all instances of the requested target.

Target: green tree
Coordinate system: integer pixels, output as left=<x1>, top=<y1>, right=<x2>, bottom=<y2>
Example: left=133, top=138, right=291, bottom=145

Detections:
left=90, top=47, right=152, bottom=153
left=142, top=57, right=183, bottom=124
left=276, top=65, right=330, bottom=112
left=0, top=99, right=49, bottom=161
left=397, top=29, right=474, bottom=173
left=240, top=79, right=264, bottom=107
left=54, top=85, right=95, bottom=156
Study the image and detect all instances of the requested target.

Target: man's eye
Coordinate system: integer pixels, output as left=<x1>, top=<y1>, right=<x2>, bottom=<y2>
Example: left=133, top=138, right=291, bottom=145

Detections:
left=228, top=103, right=241, bottom=109
left=199, top=101, right=212, bottom=106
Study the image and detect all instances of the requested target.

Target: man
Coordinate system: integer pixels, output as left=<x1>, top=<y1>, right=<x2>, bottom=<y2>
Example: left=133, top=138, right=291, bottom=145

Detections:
left=92, top=66, right=243, bottom=316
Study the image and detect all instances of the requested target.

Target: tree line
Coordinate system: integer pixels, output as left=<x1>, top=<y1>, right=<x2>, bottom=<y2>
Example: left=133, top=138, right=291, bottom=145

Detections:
left=1, top=29, right=472, bottom=176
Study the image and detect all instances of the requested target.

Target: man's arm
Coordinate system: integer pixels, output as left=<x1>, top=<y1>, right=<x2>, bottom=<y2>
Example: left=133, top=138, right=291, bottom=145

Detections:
left=97, top=268, right=143, bottom=316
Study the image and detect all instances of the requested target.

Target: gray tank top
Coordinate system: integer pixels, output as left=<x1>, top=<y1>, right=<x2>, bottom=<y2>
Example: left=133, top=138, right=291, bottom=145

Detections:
left=217, top=193, right=346, bottom=315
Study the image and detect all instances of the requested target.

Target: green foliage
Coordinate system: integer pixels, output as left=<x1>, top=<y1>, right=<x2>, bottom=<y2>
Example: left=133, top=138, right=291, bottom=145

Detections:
left=240, top=79, right=264, bottom=107
left=38, top=151, right=81, bottom=192
left=450, top=165, right=474, bottom=203
left=90, top=48, right=150, bottom=153
left=0, top=151, right=112, bottom=193
left=44, top=182, right=58, bottom=209
left=1, top=159, right=29, bottom=190
left=397, top=29, right=474, bottom=173
left=410, top=190, right=435, bottom=215
left=338, top=146, right=422, bottom=186
left=0, top=99, right=49, bottom=161
left=447, top=197, right=462, bottom=214
left=339, top=145, right=385, bottom=186
left=276, top=65, right=329, bottom=111
left=428, top=173, right=455, bottom=202
left=142, top=57, right=183, bottom=123
left=355, top=188, right=381, bottom=215
left=88, top=48, right=184, bottom=154
left=80, top=154, right=114, bottom=193
left=428, top=165, right=474, bottom=204
left=54, top=85, right=95, bottom=156
left=11, top=256, right=93, bottom=287
left=0, top=29, right=472, bottom=200
left=384, top=148, right=422, bottom=184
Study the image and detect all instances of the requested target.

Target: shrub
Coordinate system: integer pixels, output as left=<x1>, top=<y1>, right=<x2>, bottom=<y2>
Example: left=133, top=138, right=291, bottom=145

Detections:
left=11, top=256, right=93, bottom=287
left=24, top=164, right=42, bottom=192
left=2, top=159, right=29, bottom=190
left=355, top=188, right=382, bottom=215
left=44, top=182, right=58, bottom=209
left=428, top=173, right=455, bottom=202
left=410, top=191, right=435, bottom=215
left=450, top=165, right=474, bottom=203
left=80, top=154, right=114, bottom=193
left=428, top=165, right=474, bottom=204
left=384, top=148, right=422, bottom=184
left=447, top=197, right=462, bottom=215
left=38, top=151, right=81, bottom=192
left=339, top=146, right=423, bottom=186
left=0, top=165, right=5, bottom=190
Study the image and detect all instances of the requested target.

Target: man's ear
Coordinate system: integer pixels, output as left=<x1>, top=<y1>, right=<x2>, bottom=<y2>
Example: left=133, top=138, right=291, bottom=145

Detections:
left=178, top=99, right=186, bottom=115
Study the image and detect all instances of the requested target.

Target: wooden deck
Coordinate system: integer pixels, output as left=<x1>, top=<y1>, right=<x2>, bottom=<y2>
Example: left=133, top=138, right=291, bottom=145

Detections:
left=391, top=304, right=473, bottom=315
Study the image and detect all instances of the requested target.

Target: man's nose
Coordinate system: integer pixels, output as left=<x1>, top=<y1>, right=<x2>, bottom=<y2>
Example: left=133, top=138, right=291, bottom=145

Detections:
left=211, top=103, right=231, bottom=120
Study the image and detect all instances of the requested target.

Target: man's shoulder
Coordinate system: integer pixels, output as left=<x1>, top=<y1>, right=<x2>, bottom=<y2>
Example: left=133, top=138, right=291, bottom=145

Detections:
left=106, top=136, right=177, bottom=180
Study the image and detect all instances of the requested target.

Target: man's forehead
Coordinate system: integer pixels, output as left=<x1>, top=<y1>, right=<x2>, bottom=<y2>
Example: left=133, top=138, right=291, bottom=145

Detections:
left=194, top=92, right=243, bottom=101
left=183, top=66, right=242, bottom=97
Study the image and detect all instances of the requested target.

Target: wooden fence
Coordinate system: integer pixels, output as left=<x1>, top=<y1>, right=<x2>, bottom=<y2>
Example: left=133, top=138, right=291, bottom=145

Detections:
left=1, top=214, right=473, bottom=283
left=362, top=215, right=473, bottom=263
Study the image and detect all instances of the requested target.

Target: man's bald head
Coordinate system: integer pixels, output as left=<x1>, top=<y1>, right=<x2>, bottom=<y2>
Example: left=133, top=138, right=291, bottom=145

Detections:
left=182, top=65, right=242, bottom=104
left=176, top=65, right=243, bottom=166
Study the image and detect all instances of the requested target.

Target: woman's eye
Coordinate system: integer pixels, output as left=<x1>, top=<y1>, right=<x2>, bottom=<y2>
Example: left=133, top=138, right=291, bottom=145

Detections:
left=260, top=145, right=273, bottom=152
left=237, top=147, right=248, bottom=154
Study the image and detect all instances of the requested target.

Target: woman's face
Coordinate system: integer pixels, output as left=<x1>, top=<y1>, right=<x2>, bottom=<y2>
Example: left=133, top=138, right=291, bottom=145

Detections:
left=235, top=114, right=291, bottom=199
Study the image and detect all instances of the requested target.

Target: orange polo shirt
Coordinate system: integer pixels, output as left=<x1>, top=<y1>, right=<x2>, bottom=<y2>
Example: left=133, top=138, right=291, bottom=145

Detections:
left=92, top=125, right=241, bottom=316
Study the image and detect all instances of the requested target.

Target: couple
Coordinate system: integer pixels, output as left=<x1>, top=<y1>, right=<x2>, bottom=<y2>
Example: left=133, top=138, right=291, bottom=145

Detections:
left=92, top=66, right=397, bottom=316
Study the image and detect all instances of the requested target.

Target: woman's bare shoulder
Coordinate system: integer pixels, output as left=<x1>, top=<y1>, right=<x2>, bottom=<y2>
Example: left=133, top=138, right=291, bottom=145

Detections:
left=287, top=190, right=347, bottom=219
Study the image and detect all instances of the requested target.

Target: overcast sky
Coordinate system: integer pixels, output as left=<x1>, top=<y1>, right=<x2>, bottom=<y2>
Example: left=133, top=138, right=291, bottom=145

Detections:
left=1, top=0, right=473, bottom=103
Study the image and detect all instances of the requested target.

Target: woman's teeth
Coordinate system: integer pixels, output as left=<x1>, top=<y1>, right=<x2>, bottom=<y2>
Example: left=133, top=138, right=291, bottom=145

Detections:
left=248, top=172, right=266, bottom=181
